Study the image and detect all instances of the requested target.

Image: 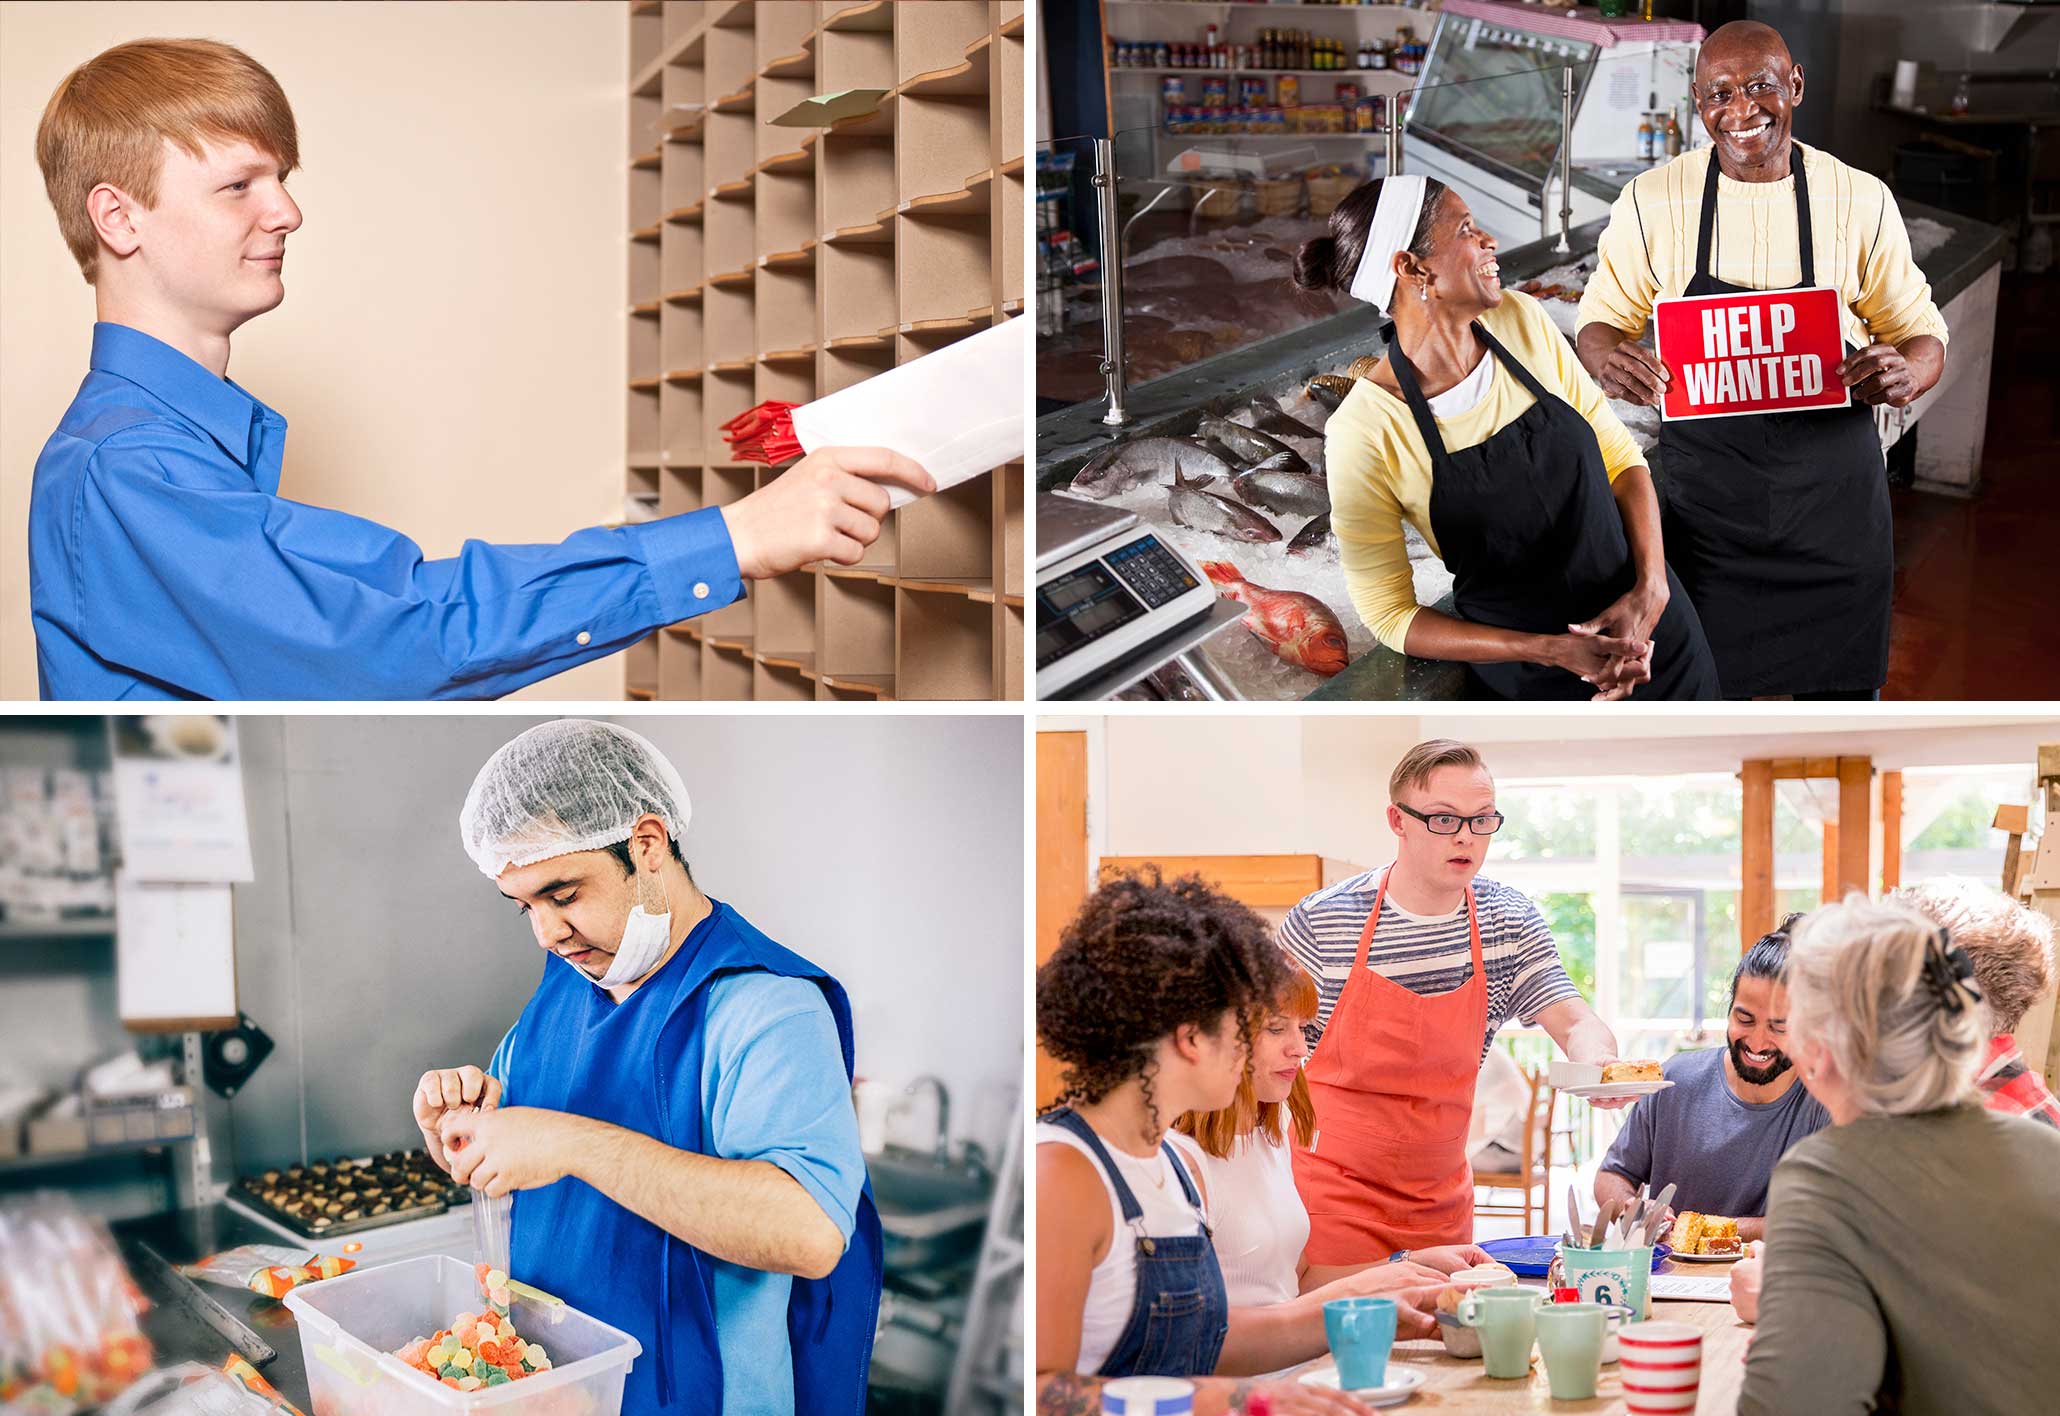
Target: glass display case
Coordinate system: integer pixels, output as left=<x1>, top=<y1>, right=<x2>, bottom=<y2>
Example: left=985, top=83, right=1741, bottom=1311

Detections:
left=1408, top=25, right=1598, bottom=189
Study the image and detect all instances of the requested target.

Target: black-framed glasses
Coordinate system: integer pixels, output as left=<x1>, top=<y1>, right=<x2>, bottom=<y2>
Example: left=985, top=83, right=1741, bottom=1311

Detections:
left=1396, top=803, right=1505, bottom=836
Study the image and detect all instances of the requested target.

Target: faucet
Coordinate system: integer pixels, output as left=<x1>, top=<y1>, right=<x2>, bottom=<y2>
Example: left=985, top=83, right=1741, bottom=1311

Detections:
left=904, top=1075, right=950, bottom=1166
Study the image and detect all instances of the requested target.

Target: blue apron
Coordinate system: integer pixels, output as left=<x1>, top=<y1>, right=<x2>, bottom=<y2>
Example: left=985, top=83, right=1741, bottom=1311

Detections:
left=504, top=900, right=883, bottom=1414
left=1041, top=1107, right=1229, bottom=1377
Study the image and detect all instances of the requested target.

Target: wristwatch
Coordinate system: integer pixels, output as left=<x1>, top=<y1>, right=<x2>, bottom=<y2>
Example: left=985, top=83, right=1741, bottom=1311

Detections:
left=1387, top=1249, right=1410, bottom=1264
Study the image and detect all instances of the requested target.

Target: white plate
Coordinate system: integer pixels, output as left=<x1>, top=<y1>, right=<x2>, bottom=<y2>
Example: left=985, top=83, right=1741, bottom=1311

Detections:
left=1669, top=1247, right=1746, bottom=1263
left=1300, top=1366, right=1425, bottom=1406
left=1557, top=1080, right=1674, bottom=1100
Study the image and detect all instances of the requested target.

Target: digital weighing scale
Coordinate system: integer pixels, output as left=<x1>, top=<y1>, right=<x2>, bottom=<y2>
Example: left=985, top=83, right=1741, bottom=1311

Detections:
left=1036, top=494, right=1246, bottom=700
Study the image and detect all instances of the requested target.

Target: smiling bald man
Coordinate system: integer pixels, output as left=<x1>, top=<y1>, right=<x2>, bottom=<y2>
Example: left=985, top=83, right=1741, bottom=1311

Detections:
left=1574, top=21, right=1948, bottom=703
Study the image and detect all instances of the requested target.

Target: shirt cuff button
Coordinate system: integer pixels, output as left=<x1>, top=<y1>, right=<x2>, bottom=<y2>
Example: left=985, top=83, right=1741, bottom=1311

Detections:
left=576, top=631, right=591, bottom=645
left=693, top=582, right=710, bottom=600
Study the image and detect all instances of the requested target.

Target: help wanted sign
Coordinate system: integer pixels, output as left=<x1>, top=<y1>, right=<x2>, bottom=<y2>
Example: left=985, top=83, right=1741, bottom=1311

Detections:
left=1653, top=286, right=1850, bottom=421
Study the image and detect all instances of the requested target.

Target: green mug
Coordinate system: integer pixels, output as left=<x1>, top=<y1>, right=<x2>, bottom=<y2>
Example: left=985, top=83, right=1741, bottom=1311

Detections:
left=1535, top=1302, right=1609, bottom=1400
left=1456, top=1287, right=1544, bottom=1379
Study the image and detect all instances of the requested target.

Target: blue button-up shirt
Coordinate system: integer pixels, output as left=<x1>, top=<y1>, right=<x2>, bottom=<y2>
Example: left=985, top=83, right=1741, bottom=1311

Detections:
left=29, top=323, right=742, bottom=699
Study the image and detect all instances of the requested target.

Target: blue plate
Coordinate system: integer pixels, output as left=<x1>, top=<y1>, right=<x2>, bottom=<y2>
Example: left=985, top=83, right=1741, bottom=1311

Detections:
left=1477, top=1235, right=1673, bottom=1276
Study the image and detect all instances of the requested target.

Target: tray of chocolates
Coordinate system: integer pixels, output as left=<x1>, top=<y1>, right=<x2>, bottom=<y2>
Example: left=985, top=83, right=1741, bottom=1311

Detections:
left=232, top=1148, right=468, bottom=1240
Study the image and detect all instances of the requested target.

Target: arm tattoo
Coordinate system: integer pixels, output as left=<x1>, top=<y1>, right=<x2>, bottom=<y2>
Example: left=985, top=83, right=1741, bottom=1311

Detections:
left=1037, top=1372, right=1102, bottom=1416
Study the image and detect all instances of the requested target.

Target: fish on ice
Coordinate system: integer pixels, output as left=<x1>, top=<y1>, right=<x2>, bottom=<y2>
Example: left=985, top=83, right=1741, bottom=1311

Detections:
left=1233, top=454, right=1330, bottom=517
left=1169, top=467, right=1283, bottom=543
left=1200, top=561, right=1351, bottom=677
left=1069, top=436, right=1239, bottom=500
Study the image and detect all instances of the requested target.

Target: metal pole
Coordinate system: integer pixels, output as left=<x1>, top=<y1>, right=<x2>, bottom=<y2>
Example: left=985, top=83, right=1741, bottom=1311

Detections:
left=1555, top=65, right=1574, bottom=254
left=1092, top=137, right=1131, bottom=427
left=1384, top=92, right=1402, bottom=178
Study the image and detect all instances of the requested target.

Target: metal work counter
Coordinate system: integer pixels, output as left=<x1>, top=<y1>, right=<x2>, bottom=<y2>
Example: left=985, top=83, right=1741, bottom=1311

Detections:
left=112, top=1201, right=474, bottom=1410
left=115, top=1204, right=322, bottom=1409
left=1035, top=191, right=2005, bottom=700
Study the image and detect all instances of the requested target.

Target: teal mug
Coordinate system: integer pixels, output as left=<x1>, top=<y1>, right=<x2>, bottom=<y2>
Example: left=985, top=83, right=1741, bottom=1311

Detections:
left=1323, top=1296, right=1398, bottom=1391
left=1456, top=1287, right=1544, bottom=1379
left=1558, top=1243, right=1654, bottom=1318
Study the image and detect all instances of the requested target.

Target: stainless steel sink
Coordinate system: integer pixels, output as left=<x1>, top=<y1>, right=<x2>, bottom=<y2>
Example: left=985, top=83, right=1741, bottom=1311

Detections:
left=868, top=1147, right=990, bottom=1272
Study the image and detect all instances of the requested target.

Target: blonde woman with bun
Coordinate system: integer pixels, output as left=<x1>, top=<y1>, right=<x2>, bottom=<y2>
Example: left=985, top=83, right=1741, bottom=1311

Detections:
left=1735, top=896, right=2060, bottom=1415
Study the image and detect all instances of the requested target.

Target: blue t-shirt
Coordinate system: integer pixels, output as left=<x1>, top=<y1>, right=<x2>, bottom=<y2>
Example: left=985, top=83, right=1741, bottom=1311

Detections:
left=1597, top=1044, right=1831, bottom=1219
left=489, top=971, right=865, bottom=1416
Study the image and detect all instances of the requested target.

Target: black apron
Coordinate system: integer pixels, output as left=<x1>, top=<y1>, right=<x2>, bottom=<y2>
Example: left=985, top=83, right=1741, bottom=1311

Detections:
left=1387, top=320, right=1720, bottom=700
left=1655, top=145, right=1893, bottom=697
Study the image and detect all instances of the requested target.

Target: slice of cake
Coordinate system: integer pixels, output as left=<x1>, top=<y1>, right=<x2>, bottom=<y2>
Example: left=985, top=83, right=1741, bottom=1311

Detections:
left=1600, top=1060, right=1663, bottom=1084
left=1669, top=1212, right=1706, bottom=1253
left=1666, top=1212, right=1741, bottom=1254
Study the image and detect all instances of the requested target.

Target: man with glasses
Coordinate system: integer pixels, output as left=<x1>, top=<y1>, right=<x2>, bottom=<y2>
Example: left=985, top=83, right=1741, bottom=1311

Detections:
left=1283, top=739, right=1625, bottom=1277
left=1573, top=20, right=1947, bottom=701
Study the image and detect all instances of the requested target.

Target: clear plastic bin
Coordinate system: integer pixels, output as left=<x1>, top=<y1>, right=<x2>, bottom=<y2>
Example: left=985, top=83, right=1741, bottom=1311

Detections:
left=282, top=1254, right=640, bottom=1415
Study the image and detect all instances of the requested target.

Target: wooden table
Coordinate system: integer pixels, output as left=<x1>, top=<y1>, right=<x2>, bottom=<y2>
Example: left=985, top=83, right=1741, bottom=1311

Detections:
left=1289, top=1269, right=1753, bottom=1414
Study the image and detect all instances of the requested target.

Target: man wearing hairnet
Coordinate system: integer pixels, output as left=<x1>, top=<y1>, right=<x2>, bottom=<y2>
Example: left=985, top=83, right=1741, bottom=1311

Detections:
left=411, top=719, right=881, bottom=1416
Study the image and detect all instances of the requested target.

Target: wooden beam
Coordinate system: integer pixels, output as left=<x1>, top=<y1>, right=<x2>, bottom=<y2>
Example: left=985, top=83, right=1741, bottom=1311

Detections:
left=1997, top=802, right=2029, bottom=894
left=1821, top=820, right=1841, bottom=904
left=1742, top=759, right=1776, bottom=946
left=1770, top=757, right=1841, bottom=781
left=1036, top=731, right=1089, bottom=1113
left=1882, top=771, right=1903, bottom=891
left=1097, top=854, right=1325, bottom=909
left=1836, top=756, right=1872, bottom=898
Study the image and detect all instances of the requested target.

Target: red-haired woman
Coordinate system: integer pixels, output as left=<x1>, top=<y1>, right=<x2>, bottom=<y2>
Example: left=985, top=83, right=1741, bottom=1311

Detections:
left=1173, top=963, right=1493, bottom=1319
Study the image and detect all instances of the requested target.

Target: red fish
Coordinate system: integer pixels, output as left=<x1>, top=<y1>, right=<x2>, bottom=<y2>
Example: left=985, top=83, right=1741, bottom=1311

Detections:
left=1200, top=562, right=1351, bottom=677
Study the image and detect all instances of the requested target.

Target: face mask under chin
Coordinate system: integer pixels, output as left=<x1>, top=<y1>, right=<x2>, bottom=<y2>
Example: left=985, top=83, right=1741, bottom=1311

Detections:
left=589, top=863, right=672, bottom=990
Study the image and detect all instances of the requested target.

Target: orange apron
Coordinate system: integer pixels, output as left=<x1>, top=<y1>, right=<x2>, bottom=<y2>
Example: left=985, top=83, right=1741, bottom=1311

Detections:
left=1292, top=867, right=1488, bottom=1263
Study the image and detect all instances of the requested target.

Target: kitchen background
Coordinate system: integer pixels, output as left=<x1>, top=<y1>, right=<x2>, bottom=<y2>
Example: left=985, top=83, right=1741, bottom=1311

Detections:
left=1, top=712, right=1025, bottom=1415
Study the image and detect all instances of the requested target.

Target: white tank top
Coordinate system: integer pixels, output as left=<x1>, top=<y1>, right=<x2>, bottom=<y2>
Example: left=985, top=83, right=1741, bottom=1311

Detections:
left=1036, top=1119, right=1210, bottom=1376
left=1168, top=1130, right=1309, bottom=1307
left=1425, top=347, right=1496, bottom=417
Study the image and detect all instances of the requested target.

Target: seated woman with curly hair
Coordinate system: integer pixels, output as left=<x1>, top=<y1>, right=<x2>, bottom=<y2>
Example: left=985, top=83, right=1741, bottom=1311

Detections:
left=1036, top=872, right=1445, bottom=1416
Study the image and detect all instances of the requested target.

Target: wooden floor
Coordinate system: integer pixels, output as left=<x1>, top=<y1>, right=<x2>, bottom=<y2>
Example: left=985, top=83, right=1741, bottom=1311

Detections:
left=1886, top=269, right=2060, bottom=700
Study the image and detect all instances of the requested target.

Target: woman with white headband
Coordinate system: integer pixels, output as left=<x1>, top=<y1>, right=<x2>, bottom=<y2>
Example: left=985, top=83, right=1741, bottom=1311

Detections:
left=1293, top=177, right=1720, bottom=700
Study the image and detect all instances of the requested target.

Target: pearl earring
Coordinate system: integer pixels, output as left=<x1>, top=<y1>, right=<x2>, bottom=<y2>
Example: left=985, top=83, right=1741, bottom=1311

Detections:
left=1419, top=282, right=1430, bottom=303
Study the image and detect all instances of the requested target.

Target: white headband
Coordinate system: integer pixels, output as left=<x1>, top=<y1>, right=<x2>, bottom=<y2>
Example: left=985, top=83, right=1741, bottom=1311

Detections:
left=1346, top=175, right=1430, bottom=313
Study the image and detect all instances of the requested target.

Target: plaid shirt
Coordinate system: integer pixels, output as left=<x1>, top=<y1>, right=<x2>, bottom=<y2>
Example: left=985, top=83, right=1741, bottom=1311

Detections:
left=1979, top=1035, right=2060, bottom=1130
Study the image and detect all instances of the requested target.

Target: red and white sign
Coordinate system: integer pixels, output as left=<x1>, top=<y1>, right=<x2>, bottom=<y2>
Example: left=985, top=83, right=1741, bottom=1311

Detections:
left=1653, top=285, right=1851, bottom=422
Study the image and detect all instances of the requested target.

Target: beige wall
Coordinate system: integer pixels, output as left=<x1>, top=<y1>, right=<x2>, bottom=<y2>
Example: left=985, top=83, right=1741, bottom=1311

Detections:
left=0, top=1, right=627, bottom=700
left=1101, top=714, right=1427, bottom=867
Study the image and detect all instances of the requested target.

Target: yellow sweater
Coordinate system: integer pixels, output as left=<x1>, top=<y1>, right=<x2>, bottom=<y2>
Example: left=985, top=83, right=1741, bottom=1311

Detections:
left=1575, top=142, right=1948, bottom=353
left=1330, top=289, right=1644, bottom=652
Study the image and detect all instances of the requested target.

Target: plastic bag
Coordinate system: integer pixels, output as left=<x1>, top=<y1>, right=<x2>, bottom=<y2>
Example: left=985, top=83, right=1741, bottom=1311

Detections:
left=177, top=1246, right=353, bottom=1298
left=470, top=1187, right=513, bottom=1316
left=0, top=1193, right=153, bottom=1413
left=101, top=1364, right=284, bottom=1416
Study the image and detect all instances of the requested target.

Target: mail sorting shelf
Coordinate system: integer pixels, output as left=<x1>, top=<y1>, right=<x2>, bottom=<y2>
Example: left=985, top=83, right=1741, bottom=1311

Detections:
left=623, top=0, right=1025, bottom=700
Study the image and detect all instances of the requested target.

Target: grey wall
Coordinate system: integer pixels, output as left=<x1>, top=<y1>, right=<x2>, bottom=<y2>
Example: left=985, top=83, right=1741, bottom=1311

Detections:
left=211, top=715, right=1024, bottom=1178
left=1757, top=0, right=2060, bottom=177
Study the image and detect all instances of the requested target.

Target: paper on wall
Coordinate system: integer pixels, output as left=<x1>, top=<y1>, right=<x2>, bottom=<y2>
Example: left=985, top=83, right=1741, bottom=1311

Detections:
left=109, top=716, right=254, bottom=883
left=116, top=874, right=238, bottom=1031
left=790, top=317, right=1025, bottom=508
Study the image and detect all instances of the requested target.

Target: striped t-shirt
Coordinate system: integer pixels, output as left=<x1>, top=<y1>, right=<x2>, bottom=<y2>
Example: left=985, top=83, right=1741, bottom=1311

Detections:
left=1279, top=870, right=1580, bottom=1064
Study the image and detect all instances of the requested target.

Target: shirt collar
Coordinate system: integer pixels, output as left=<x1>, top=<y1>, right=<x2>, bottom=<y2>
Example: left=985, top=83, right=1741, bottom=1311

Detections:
left=89, top=322, right=285, bottom=472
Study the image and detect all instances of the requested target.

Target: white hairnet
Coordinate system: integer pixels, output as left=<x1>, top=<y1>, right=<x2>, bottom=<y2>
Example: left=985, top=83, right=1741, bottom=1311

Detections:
left=459, top=720, right=691, bottom=877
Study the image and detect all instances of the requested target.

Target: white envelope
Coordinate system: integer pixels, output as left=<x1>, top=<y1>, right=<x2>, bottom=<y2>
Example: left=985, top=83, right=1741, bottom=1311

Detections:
left=789, top=317, right=1025, bottom=508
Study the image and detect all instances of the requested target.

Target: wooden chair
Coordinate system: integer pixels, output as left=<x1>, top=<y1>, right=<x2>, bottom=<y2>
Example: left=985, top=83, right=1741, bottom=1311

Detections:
left=1472, top=1066, right=1556, bottom=1235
